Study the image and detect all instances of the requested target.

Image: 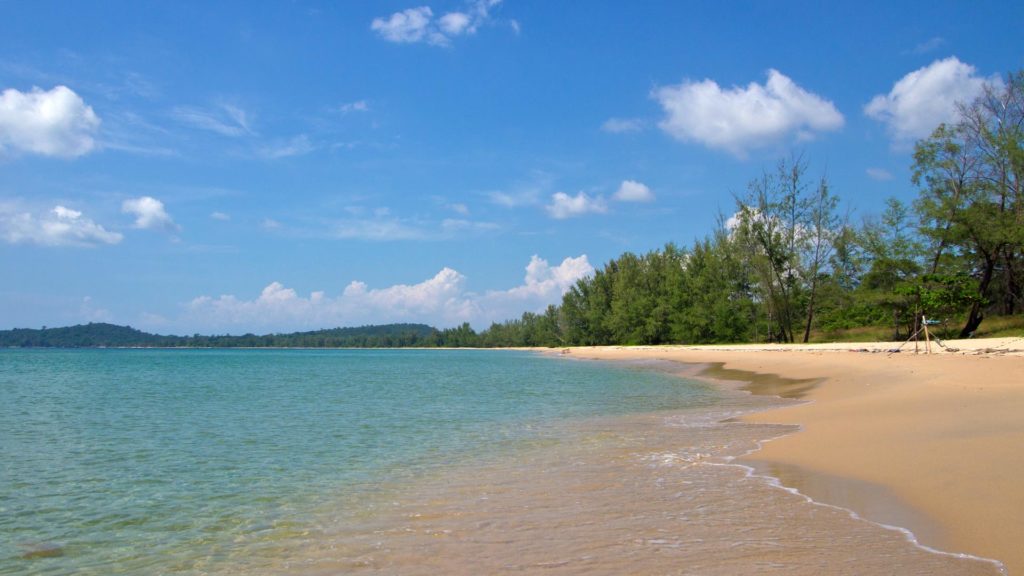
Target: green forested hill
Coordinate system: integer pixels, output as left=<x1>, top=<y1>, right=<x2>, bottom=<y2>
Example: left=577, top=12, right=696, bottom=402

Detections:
left=0, top=322, right=440, bottom=348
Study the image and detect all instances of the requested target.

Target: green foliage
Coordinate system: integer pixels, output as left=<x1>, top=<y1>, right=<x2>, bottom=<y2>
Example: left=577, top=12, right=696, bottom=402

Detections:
left=0, top=323, right=441, bottom=348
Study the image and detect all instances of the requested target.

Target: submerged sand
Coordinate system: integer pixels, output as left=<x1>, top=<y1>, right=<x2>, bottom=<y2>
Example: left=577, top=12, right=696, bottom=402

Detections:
left=564, top=337, right=1024, bottom=574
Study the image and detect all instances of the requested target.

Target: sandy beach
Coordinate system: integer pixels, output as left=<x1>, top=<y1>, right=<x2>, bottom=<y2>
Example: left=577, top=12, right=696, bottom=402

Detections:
left=562, top=337, right=1024, bottom=574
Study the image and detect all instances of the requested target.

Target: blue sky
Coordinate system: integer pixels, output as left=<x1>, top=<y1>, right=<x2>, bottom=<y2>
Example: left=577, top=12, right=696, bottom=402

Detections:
left=1, top=1, right=1022, bottom=334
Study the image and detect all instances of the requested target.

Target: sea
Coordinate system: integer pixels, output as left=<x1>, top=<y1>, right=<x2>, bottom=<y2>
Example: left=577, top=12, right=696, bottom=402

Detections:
left=0, top=349, right=1003, bottom=575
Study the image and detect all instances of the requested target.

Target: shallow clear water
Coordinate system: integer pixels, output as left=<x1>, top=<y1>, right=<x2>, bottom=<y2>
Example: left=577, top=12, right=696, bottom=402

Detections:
left=1, top=349, right=1003, bottom=575
left=0, top=349, right=719, bottom=575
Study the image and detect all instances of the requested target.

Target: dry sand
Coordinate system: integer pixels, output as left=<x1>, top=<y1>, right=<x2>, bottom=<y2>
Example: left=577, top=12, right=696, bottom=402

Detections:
left=561, top=337, right=1024, bottom=574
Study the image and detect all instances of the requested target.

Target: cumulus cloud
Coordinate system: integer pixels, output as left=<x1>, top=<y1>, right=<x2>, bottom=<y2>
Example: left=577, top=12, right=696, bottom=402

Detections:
left=613, top=180, right=654, bottom=202
left=546, top=191, right=608, bottom=219
left=371, top=0, right=503, bottom=46
left=0, top=85, right=101, bottom=157
left=210, top=211, right=231, bottom=221
left=371, top=6, right=436, bottom=43
left=865, top=57, right=997, bottom=145
left=475, top=255, right=593, bottom=323
left=180, top=254, right=592, bottom=332
left=122, top=196, right=179, bottom=231
left=439, top=11, right=472, bottom=35
left=0, top=204, right=122, bottom=247
left=653, top=69, right=843, bottom=158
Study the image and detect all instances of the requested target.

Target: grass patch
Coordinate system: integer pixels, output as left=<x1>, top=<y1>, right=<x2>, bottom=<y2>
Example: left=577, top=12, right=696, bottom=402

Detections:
left=812, top=314, right=1024, bottom=343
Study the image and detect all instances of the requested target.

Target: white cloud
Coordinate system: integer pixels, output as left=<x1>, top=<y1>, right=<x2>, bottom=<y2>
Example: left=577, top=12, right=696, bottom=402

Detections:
left=371, top=1, right=502, bottom=46
left=339, top=100, right=369, bottom=114
left=910, top=37, right=945, bottom=55
left=179, top=254, right=591, bottom=332
left=0, top=204, right=122, bottom=247
left=865, top=57, right=996, bottom=145
left=210, top=211, right=230, bottom=221
left=122, top=196, right=179, bottom=231
left=546, top=191, right=607, bottom=219
left=866, top=167, right=893, bottom=181
left=335, top=218, right=427, bottom=241
left=439, top=12, right=472, bottom=35
left=257, top=134, right=313, bottom=159
left=172, top=103, right=252, bottom=137
left=371, top=6, right=439, bottom=44
left=440, top=218, right=499, bottom=234
left=261, top=218, right=282, bottom=230
left=80, top=296, right=113, bottom=323
left=488, top=189, right=540, bottom=208
left=724, top=211, right=743, bottom=231
left=0, top=85, right=101, bottom=157
left=601, top=117, right=645, bottom=133
left=333, top=213, right=497, bottom=241
left=613, top=180, right=654, bottom=202
left=653, top=69, right=844, bottom=158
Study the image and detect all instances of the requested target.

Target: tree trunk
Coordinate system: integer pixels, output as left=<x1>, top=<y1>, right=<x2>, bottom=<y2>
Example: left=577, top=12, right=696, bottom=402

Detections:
left=802, top=279, right=818, bottom=343
left=959, top=256, right=996, bottom=338
left=1002, top=250, right=1020, bottom=315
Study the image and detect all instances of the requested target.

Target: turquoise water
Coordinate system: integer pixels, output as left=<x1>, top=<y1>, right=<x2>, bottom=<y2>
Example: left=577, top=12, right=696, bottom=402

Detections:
left=0, top=349, right=717, bottom=575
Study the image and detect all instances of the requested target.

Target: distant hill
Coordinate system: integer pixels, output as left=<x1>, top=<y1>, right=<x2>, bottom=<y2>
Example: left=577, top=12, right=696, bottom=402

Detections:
left=0, top=322, right=441, bottom=348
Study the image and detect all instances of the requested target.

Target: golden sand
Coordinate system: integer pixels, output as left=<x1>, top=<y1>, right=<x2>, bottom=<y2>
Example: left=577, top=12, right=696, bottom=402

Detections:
left=563, top=337, right=1024, bottom=574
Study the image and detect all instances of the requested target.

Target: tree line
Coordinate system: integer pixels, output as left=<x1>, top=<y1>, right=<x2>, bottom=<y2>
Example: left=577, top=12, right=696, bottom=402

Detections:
left=471, top=70, right=1023, bottom=347
left=0, top=323, right=441, bottom=348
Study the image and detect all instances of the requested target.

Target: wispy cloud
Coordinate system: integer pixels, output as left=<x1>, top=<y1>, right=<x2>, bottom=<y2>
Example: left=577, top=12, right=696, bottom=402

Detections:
left=339, top=100, right=369, bottom=114
left=257, top=134, right=314, bottom=159
left=909, top=37, right=945, bottom=55
left=488, top=189, right=541, bottom=208
left=333, top=212, right=498, bottom=241
left=172, top=102, right=253, bottom=137
left=866, top=167, right=893, bottom=181
left=601, top=117, right=645, bottom=134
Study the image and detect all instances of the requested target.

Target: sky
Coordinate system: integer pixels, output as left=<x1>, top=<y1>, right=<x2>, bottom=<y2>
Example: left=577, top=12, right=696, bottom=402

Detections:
left=1, top=1, right=1022, bottom=334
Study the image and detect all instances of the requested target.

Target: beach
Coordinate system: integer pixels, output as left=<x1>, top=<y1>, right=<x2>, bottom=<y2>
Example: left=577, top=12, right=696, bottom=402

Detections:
left=5, top=346, right=1020, bottom=575
left=563, top=337, right=1024, bottom=574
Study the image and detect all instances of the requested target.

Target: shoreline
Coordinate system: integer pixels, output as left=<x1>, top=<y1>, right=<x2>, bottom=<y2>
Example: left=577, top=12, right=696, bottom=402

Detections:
left=557, top=337, right=1024, bottom=574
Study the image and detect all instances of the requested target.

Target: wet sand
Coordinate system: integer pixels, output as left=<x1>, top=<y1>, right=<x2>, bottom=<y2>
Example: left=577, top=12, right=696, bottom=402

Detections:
left=296, top=398, right=1000, bottom=575
left=564, top=337, right=1024, bottom=574
left=275, top=347, right=1018, bottom=575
